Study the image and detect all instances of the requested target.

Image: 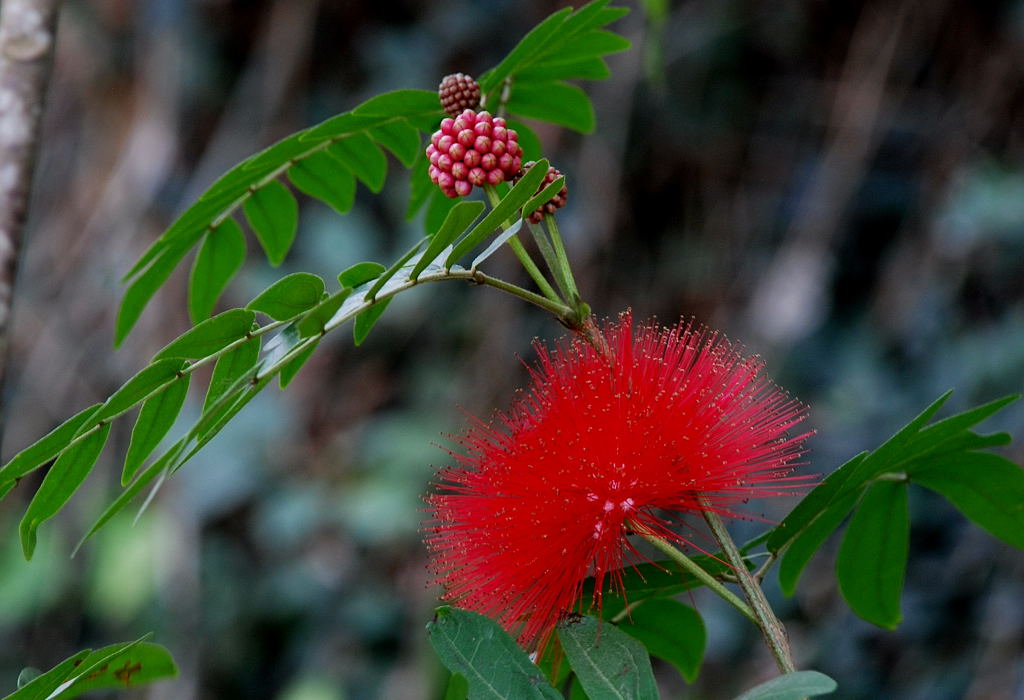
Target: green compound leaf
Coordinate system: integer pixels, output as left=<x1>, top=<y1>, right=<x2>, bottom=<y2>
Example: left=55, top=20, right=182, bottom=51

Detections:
left=351, top=88, right=441, bottom=117
left=287, top=150, right=357, bottom=215
left=20, top=422, right=111, bottom=559
left=152, top=308, right=254, bottom=361
left=122, top=373, right=191, bottom=485
left=188, top=218, right=247, bottom=323
left=617, top=599, right=705, bottom=683
left=426, top=606, right=560, bottom=700
left=328, top=133, right=388, bottom=193
left=836, top=480, right=909, bottom=628
left=243, top=180, right=298, bottom=266
left=558, top=615, right=657, bottom=700
left=246, top=272, right=326, bottom=321
left=911, top=452, right=1024, bottom=549
left=0, top=403, right=102, bottom=490
left=507, top=82, right=596, bottom=133
left=734, top=670, right=838, bottom=700
left=768, top=393, right=1017, bottom=571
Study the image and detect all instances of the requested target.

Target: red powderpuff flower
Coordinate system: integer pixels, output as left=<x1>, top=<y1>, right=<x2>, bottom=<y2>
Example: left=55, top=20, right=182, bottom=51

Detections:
left=425, top=313, right=812, bottom=650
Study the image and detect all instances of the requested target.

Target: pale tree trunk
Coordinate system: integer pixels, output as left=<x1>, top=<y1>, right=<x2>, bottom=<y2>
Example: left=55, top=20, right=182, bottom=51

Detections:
left=0, top=0, right=62, bottom=433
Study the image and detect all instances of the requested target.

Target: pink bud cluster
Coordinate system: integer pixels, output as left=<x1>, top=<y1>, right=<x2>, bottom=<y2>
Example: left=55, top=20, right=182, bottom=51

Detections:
left=426, top=110, right=523, bottom=198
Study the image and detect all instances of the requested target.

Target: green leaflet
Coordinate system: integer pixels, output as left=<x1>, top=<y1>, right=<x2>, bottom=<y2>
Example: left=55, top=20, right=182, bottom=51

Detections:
left=368, top=120, right=422, bottom=167
left=246, top=272, right=326, bottom=321
left=0, top=403, right=102, bottom=489
left=617, top=599, right=705, bottom=683
left=426, top=607, right=560, bottom=700
left=778, top=487, right=860, bottom=596
left=116, top=234, right=198, bottom=347
left=93, top=359, right=186, bottom=424
left=152, top=308, right=254, bottom=361
left=411, top=201, right=485, bottom=280
left=508, top=82, right=596, bottom=133
left=445, top=160, right=549, bottom=266
left=243, top=180, right=298, bottom=266
left=734, top=671, right=838, bottom=700
left=20, top=422, right=112, bottom=559
left=338, top=261, right=386, bottom=289
left=287, top=151, right=357, bottom=215
left=911, top=452, right=1024, bottom=549
left=328, top=133, right=388, bottom=193
left=353, top=299, right=392, bottom=346
left=121, top=373, right=191, bottom=485
left=188, top=218, right=247, bottom=323
left=2, top=638, right=177, bottom=700
left=558, top=615, right=658, bottom=700
left=204, top=336, right=261, bottom=412
left=836, top=480, right=909, bottom=628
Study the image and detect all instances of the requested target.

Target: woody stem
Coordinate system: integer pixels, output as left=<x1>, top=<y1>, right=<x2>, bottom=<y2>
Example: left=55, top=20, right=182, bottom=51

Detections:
left=699, top=496, right=797, bottom=674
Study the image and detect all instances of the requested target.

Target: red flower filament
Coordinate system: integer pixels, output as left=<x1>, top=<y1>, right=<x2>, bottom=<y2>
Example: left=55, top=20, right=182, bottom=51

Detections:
left=425, top=314, right=811, bottom=649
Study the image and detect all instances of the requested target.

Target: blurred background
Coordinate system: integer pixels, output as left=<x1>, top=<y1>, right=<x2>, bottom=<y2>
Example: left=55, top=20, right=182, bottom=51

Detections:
left=1, top=0, right=1023, bottom=698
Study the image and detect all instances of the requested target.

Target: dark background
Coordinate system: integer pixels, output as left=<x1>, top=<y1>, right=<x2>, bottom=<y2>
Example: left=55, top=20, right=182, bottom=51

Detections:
left=1, top=1, right=1023, bottom=698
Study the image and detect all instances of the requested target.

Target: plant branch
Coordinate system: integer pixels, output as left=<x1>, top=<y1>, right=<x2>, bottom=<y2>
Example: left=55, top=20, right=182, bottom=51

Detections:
left=0, top=0, right=62, bottom=443
left=700, top=496, right=797, bottom=673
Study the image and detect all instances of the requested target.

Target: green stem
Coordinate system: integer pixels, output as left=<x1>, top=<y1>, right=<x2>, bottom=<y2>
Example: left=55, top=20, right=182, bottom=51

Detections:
left=482, top=185, right=562, bottom=304
left=699, top=497, right=797, bottom=674
left=631, top=521, right=757, bottom=624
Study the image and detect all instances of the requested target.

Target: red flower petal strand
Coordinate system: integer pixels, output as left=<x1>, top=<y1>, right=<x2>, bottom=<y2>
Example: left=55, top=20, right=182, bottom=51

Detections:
left=425, top=313, right=811, bottom=650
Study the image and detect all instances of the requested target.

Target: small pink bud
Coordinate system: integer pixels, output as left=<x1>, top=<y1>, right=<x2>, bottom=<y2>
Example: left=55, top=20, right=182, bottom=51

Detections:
left=474, top=135, right=491, bottom=153
left=498, top=153, right=514, bottom=172
left=448, top=143, right=466, bottom=161
left=468, top=167, right=487, bottom=186
left=492, top=126, right=508, bottom=142
left=463, top=149, right=482, bottom=168
left=437, top=154, right=453, bottom=172
left=453, top=118, right=467, bottom=131
left=458, top=129, right=475, bottom=148
left=454, top=180, right=473, bottom=197
left=460, top=109, right=477, bottom=125
left=437, top=135, right=454, bottom=152
left=493, top=117, right=507, bottom=128
left=480, top=153, right=498, bottom=170
left=428, top=165, right=440, bottom=181
left=487, top=169, right=505, bottom=185
left=476, top=111, right=492, bottom=123
left=438, top=172, right=455, bottom=189
left=474, top=121, right=492, bottom=137
left=431, top=131, right=443, bottom=148
left=440, top=118, right=455, bottom=134
left=507, top=142, right=521, bottom=157
left=443, top=187, right=458, bottom=198
left=512, top=156, right=522, bottom=172
left=506, top=129, right=518, bottom=143
left=451, top=162, right=468, bottom=180
left=490, top=140, right=506, bottom=157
